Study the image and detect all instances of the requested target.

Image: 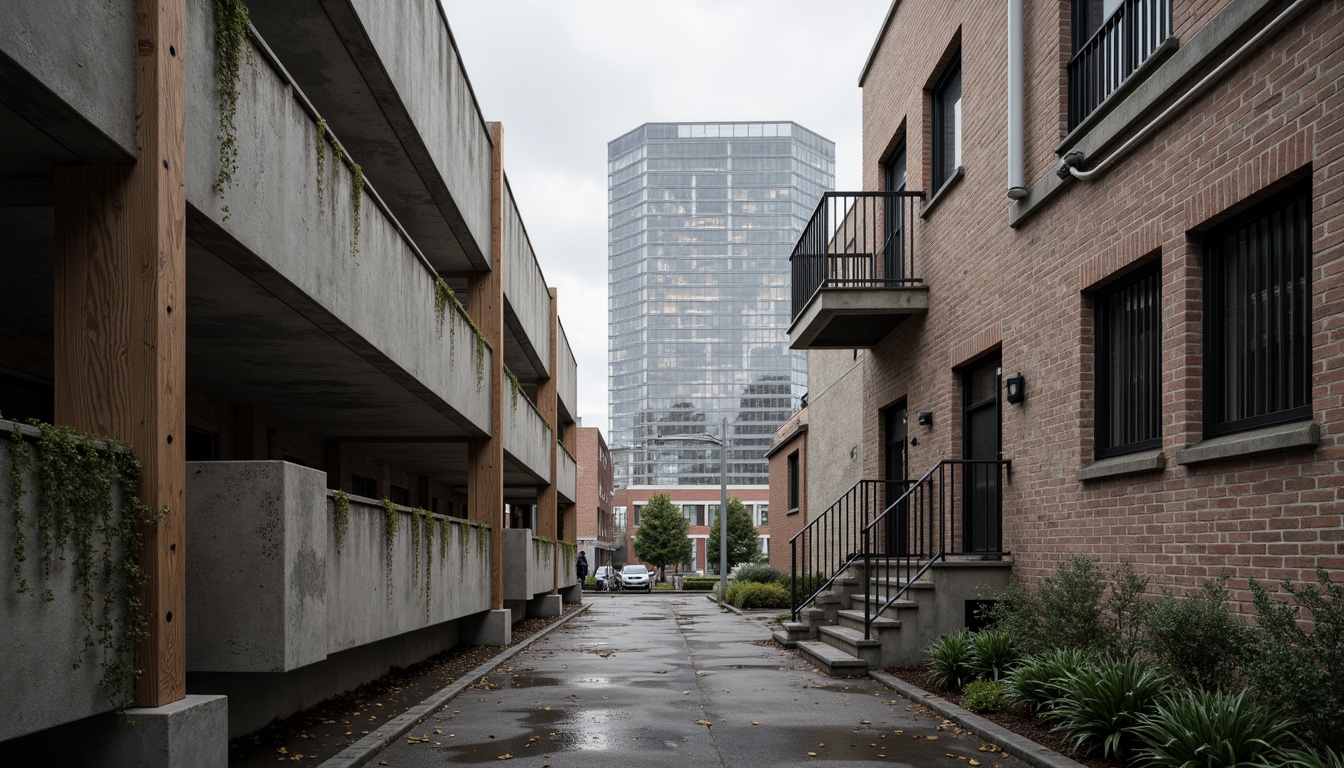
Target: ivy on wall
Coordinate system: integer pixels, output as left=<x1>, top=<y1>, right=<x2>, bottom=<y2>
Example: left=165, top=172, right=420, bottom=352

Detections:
left=331, top=489, right=350, bottom=553
left=5, top=419, right=157, bottom=712
left=421, top=510, right=433, bottom=620
left=315, top=117, right=327, bottom=215
left=213, top=0, right=251, bottom=220
left=381, top=499, right=399, bottom=601
left=409, top=506, right=421, bottom=587
left=433, top=277, right=491, bottom=391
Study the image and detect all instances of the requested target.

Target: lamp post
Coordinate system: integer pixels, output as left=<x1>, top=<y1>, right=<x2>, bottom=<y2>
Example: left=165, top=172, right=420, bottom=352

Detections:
left=656, top=416, right=729, bottom=606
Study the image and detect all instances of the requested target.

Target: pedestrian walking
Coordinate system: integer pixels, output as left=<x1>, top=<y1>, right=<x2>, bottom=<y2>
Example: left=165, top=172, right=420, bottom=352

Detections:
left=576, top=551, right=588, bottom=584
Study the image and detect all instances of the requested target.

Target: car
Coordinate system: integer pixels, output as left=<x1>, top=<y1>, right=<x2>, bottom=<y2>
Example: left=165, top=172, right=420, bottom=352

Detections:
left=593, top=566, right=615, bottom=591
left=619, top=565, right=652, bottom=593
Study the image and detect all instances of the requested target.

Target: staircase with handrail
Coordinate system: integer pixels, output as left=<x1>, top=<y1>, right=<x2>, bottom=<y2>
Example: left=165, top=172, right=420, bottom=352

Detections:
left=775, top=460, right=1014, bottom=676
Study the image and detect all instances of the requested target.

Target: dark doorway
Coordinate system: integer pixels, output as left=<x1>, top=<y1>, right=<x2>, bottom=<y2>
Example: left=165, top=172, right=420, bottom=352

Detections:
left=962, top=355, right=1001, bottom=553
left=883, top=402, right=909, bottom=555
left=883, top=142, right=907, bottom=282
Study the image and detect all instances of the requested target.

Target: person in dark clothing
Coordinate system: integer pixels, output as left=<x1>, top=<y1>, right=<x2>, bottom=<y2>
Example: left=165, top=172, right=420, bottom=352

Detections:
left=576, top=551, right=589, bottom=584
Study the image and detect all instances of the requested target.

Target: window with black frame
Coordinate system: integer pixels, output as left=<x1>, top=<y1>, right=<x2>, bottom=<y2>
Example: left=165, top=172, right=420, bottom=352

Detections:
left=931, top=55, right=961, bottom=192
left=1095, top=262, right=1161, bottom=458
left=787, top=451, right=800, bottom=510
left=1069, top=0, right=1172, bottom=129
left=1204, top=182, right=1312, bottom=437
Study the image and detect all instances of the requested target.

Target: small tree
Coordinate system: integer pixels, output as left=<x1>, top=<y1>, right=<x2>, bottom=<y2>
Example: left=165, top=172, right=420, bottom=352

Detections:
left=706, top=497, right=759, bottom=573
left=632, top=493, right=691, bottom=581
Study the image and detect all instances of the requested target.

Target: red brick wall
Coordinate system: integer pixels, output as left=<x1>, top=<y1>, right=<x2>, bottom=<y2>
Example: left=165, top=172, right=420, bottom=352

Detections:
left=852, top=0, right=1344, bottom=606
left=768, top=417, right=808, bottom=573
left=617, top=486, right=771, bottom=574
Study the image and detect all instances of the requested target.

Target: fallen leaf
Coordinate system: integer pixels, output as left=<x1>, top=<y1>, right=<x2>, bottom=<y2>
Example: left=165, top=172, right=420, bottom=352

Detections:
left=696, top=720, right=713, bottom=727
left=969, top=761, right=981, bottom=766
left=861, top=720, right=871, bottom=725
left=807, top=752, right=817, bottom=757
left=497, top=754, right=513, bottom=760
left=752, top=721, right=760, bottom=726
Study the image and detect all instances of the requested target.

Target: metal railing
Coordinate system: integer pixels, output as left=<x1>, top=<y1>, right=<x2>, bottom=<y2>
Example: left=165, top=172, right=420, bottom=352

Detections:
left=859, top=459, right=1010, bottom=638
left=790, top=191, right=926, bottom=323
left=1068, top=0, right=1171, bottom=130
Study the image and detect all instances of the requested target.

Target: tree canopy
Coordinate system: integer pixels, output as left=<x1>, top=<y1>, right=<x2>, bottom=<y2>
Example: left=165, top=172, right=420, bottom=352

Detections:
left=706, top=497, right=760, bottom=572
left=632, top=493, right=691, bottom=580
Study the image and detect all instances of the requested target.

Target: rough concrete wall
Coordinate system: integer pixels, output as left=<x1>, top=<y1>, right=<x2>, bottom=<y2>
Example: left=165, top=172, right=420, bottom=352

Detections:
left=184, top=1, right=491, bottom=434
left=556, top=447, right=577, bottom=504
left=0, top=422, right=129, bottom=742
left=349, top=0, right=493, bottom=255
left=859, top=0, right=1344, bottom=599
left=503, top=185, right=551, bottom=377
left=806, top=350, right=867, bottom=517
left=0, top=0, right=136, bottom=160
left=502, top=529, right=557, bottom=600
left=556, top=322, right=579, bottom=423
left=185, top=461, right=328, bottom=674
left=503, top=394, right=551, bottom=481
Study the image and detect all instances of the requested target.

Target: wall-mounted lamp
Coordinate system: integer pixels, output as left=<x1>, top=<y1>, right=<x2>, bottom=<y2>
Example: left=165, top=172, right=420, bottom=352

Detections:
left=917, top=411, right=934, bottom=426
left=1005, top=373, right=1026, bottom=404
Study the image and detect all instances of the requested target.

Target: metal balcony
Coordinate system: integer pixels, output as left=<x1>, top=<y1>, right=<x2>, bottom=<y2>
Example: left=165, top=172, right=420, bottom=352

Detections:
left=788, top=191, right=928, bottom=349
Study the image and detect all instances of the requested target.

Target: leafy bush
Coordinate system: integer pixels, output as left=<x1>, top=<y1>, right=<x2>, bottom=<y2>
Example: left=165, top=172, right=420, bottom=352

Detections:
left=781, top=571, right=827, bottom=601
left=1276, top=747, right=1344, bottom=768
left=1245, top=568, right=1344, bottom=751
left=725, top=581, right=789, bottom=610
left=926, top=631, right=976, bottom=692
left=968, top=627, right=1020, bottom=682
left=583, top=576, right=596, bottom=588
left=1006, top=648, right=1097, bottom=714
left=1145, top=575, right=1249, bottom=690
left=986, top=557, right=1115, bottom=655
left=1132, top=688, right=1296, bottom=768
left=733, top=563, right=783, bottom=584
left=1048, top=656, right=1168, bottom=760
left=682, top=577, right=717, bottom=591
left=1107, top=561, right=1151, bottom=658
left=962, top=680, right=1011, bottom=714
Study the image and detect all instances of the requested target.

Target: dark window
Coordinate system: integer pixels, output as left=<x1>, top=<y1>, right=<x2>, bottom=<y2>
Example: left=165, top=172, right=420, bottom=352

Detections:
left=185, top=427, right=219, bottom=462
left=883, top=141, right=908, bottom=281
left=0, top=371, right=53, bottom=424
left=282, top=454, right=309, bottom=468
left=931, top=54, right=962, bottom=191
left=350, top=474, right=377, bottom=498
left=1204, top=182, right=1312, bottom=436
left=389, top=484, right=411, bottom=506
left=1069, top=0, right=1171, bottom=129
left=1095, top=263, right=1161, bottom=458
left=787, top=451, right=800, bottom=510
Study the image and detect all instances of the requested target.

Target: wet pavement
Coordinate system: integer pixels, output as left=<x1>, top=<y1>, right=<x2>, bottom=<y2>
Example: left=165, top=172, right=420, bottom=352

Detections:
left=361, top=595, right=1030, bottom=768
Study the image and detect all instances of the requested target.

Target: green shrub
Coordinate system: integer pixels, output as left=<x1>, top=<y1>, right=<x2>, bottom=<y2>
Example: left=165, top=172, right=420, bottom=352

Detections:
left=1276, top=747, right=1344, bottom=768
left=1245, top=568, right=1344, bottom=751
left=1006, top=648, right=1096, bottom=714
left=733, top=563, right=783, bottom=584
left=1048, top=656, right=1168, bottom=760
left=682, top=577, right=717, bottom=591
left=1145, top=575, right=1249, bottom=690
left=968, top=627, right=1020, bottom=681
left=986, top=557, right=1149, bottom=657
left=1107, top=561, right=1151, bottom=658
left=926, top=631, right=975, bottom=693
left=962, top=680, right=1011, bottom=714
left=583, top=576, right=596, bottom=588
left=725, top=581, right=789, bottom=610
left=1133, top=688, right=1296, bottom=768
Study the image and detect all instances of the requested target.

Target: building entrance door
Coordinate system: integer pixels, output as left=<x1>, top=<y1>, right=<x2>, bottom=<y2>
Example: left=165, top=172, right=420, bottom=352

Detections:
left=962, top=355, right=1001, bottom=553
left=883, top=402, right=909, bottom=555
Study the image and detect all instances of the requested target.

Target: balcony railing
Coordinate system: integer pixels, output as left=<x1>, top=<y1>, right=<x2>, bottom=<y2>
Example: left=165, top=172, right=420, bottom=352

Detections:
left=790, top=192, right=925, bottom=324
left=1069, top=0, right=1172, bottom=130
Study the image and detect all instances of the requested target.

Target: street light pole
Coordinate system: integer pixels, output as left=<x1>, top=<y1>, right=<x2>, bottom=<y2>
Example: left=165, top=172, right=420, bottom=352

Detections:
left=648, top=417, right=730, bottom=607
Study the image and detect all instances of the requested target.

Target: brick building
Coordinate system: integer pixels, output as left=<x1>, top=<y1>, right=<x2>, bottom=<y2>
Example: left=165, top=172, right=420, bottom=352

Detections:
left=617, top=486, right=772, bottom=575
left=782, top=0, right=1344, bottom=671
left=576, top=426, right=617, bottom=570
left=766, top=407, right=808, bottom=573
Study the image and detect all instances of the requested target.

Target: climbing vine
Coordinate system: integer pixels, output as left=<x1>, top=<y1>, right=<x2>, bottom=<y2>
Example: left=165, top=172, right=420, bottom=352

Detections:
left=431, top=277, right=491, bottom=393
left=351, top=162, right=364, bottom=259
left=455, top=519, right=468, bottom=571
left=469, top=522, right=490, bottom=558
left=213, top=0, right=251, bottom=220
left=409, top=507, right=423, bottom=587
left=5, top=419, right=156, bottom=712
left=438, top=516, right=448, bottom=565
left=315, top=118, right=327, bottom=215
left=505, top=367, right=522, bottom=412
left=381, top=499, right=399, bottom=600
left=421, top=510, right=433, bottom=620
left=331, top=489, right=349, bottom=553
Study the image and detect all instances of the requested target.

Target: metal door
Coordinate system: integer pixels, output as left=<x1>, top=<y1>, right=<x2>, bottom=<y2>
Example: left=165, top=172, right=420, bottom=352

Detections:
left=962, top=356, right=1001, bottom=553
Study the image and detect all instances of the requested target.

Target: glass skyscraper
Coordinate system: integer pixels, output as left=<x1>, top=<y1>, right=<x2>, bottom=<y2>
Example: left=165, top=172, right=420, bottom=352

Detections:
left=608, top=122, right=835, bottom=487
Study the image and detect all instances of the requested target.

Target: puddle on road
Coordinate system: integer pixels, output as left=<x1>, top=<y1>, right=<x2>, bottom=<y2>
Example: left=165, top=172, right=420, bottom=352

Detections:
left=777, top=724, right=997, bottom=764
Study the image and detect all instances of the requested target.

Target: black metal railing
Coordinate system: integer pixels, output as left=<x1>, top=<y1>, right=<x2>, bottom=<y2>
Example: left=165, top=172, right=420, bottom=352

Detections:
left=1068, top=0, right=1171, bottom=130
left=790, top=191, right=926, bottom=324
left=789, top=479, right=909, bottom=620
left=859, top=460, right=1010, bottom=638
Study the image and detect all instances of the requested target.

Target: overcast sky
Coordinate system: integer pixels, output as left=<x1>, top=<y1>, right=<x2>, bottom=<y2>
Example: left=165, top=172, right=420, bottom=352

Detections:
left=438, top=0, right=891, bottom=434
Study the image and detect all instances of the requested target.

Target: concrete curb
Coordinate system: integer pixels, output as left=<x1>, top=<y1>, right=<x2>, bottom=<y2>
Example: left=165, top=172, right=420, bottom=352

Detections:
left=869, top=670, right=1088, bottom=768
left=317, top=603, right=593, bottom=768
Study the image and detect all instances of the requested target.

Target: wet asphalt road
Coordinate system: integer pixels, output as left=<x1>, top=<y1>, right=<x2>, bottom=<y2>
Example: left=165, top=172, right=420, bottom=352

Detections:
left=362, top=595, right=1029, bottom=768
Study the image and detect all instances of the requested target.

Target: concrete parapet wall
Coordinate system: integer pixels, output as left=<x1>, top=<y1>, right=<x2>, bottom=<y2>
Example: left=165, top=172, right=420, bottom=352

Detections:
left=502, top=185, right=551, bottom=377
left=556, top=323, right=578, bottom=422
left=0, top=422, right=131, bottom=742
left=502, top=529, right=557, bottom=602
left=556, top=448, right=577, bottom=504
left=184, top=461, right=492, bottom=675
left=503, top=393, right=551, bottom=481
left=183, top=0, right=490, bottom=435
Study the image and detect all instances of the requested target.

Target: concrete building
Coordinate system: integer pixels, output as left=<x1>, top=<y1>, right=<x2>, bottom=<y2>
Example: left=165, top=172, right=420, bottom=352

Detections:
left=617, top=486, right=772, bottom=575
left=575, top=426, right=617, bottom=570
left=0, top=0, right=581, bottom=763
left=607, top=122, right=834, bottom=489
left=778, top=0, right=1344, bottom=675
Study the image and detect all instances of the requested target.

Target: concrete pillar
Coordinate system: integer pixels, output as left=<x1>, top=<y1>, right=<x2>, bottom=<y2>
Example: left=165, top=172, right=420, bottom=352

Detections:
left=538, top=288, right=559, bottom=591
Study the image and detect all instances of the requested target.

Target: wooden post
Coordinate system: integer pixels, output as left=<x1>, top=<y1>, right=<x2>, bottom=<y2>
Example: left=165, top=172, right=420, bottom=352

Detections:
left=538, top=289, right=559, bottom=592
left=468, top=122, right=506, bottom=611
left=52, top=0, right=187, bottom=708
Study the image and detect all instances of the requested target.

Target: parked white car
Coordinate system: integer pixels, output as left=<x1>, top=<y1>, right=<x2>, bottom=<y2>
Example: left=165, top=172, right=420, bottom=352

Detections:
left=619, top=564, right=652, bottom=592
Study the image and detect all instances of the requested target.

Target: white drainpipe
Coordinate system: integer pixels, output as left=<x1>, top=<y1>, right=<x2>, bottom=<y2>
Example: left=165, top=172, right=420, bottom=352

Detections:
left=1006, top=0, right=1027, bottom=199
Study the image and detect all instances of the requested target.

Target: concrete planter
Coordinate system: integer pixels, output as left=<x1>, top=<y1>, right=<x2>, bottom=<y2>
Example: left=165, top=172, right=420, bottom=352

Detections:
left=185, top=461, right=492, bottom=674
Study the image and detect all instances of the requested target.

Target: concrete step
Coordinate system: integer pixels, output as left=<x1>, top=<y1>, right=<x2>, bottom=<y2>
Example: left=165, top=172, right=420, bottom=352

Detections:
left=796, top=640, right=868, bottom=677
left=869, top=577, right=935, bottom=591
left=772, top=620, right=814, bottom=648
left=772, top=629, right=797, bottom=648
left=818, top=625, right=883, bottom=668
left=836, top=609, right=900, bottom=632
left=848, top=594, right=919, bottom=613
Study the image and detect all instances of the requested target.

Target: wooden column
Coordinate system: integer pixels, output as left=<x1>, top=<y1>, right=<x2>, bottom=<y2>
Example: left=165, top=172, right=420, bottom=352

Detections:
left=468, top=122, right=506, bottom=611
left=52, top=0, right=187, bottom=709
left=537, top=289, right=559, bottom=591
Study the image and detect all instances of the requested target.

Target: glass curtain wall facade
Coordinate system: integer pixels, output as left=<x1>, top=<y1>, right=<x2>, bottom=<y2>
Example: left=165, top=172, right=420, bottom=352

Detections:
left=608, top=122, right=834, bottom=487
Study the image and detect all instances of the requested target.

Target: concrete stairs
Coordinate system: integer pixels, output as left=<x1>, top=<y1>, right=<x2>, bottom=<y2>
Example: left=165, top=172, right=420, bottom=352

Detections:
left=782, top=556, right=1013, bottom=677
